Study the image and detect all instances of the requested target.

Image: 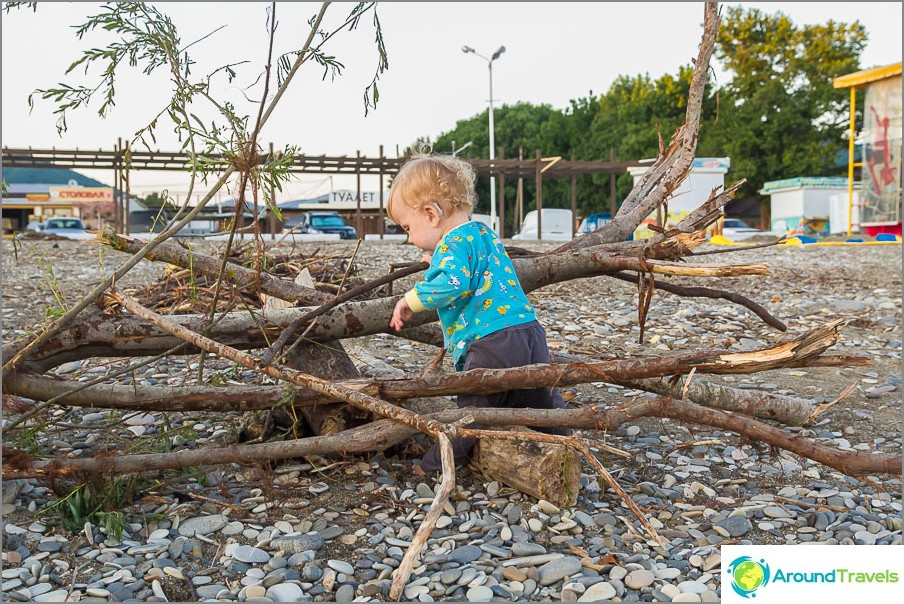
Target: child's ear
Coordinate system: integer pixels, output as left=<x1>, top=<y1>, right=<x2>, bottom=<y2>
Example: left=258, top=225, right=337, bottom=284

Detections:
left=424, top=204, right=442, bottom=226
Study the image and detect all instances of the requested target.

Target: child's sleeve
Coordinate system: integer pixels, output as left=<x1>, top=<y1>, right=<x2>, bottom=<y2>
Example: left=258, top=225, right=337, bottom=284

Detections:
left=405, top=239, right=473, bottom=312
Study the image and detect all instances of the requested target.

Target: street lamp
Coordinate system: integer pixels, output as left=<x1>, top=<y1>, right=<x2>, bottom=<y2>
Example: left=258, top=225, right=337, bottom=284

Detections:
left=462, top=44, right=505, bottom=235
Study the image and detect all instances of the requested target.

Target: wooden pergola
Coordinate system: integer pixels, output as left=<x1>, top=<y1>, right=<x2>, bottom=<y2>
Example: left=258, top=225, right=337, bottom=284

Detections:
left=1, top=145, right=639, bottom=237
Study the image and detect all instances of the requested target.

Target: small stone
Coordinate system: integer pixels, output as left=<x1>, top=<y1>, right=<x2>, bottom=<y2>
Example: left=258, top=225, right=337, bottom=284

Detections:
left=503, top=567, right=528, bottom=582
left=578, top=581, right=617, bottom=602
left=537, top=556, right=583, bottom=586
left=448, top=545, right=483, bottom=565
left=177, top=514, right=227, bottom=537
left=327, top=559, right=355, bottom=575
left=715, top=515, right=751, bottom=537
left=266, top=582, right=305, bottom=602
left=271, top=534, right=323, bottom=554
left=625, top=569, right=655, bottom=589
left=466, top=585, right=494, bottom=602
left=232, top=545, right=270, bottom=564
left=335, top=584, right=356, bottom=602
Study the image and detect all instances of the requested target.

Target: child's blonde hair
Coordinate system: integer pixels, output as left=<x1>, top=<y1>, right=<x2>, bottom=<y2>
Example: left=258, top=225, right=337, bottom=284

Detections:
left=387, top=151, right=476, bottom=223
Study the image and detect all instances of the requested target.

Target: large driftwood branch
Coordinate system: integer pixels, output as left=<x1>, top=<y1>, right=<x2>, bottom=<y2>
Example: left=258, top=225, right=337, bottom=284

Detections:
left=557, top=2, right=719, bottom=249
left=4, top=321, right=856, bottom=414
left=619, top=377, right=821, bottom=426
left=6, top=398, right=898, bottom=480
left=4, top=243, right=774, bottom=371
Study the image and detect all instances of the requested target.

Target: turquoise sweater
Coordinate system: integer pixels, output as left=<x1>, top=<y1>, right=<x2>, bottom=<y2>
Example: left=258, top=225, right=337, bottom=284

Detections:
left=405, top=221, right=536, bottom=369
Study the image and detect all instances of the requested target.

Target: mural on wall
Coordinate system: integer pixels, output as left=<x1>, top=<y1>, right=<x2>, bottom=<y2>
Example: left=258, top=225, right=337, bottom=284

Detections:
left=860, top=75, right=903, bottom=225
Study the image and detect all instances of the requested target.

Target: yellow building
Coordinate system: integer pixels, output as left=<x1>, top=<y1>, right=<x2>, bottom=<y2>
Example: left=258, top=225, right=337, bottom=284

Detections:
left=833, top=62, right=903, bottom=237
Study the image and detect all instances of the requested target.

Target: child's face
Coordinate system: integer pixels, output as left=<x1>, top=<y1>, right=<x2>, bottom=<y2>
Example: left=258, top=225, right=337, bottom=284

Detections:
left=391, top=201, right=445, bottom=252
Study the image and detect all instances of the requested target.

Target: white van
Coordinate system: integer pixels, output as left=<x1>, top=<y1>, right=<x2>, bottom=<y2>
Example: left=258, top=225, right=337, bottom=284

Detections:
left=512, top=209, right=574, bottom=241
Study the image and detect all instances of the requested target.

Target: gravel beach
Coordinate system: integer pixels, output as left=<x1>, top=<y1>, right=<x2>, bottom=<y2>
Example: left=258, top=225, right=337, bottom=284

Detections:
left=1, top=237, right=901, bottom=603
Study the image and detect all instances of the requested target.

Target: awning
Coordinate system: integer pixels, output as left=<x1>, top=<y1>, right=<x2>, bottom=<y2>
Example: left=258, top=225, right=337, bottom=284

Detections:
left=833, top=62, right=902, bottom=89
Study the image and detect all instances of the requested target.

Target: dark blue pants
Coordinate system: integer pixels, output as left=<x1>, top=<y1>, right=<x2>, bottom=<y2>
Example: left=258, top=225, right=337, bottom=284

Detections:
left=419, top=321, right=566, bottom=472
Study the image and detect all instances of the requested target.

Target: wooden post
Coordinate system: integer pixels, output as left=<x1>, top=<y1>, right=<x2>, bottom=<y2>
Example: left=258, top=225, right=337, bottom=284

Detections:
left=378, top=144, right=385, bottom=239
left=610, top=148, right=617, bottom=217
left=124, top=143, right=131, bottom=234
left=570, top=154, right=577, bottom=240
left=356, top=150, right=363, bottom=236
left=535, top=148, right=543, bottom=240
left=268, top=143, right=277, bottom=240
left=517, top=147, right=524, bottom=232
left=498, top=146, right=505, bottom=238
left=114, top=138, right=122, bottom=233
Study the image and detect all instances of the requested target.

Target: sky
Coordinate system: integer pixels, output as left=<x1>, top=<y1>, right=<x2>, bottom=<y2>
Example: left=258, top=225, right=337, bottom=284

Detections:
left=2, top=2, right=902, bottom=202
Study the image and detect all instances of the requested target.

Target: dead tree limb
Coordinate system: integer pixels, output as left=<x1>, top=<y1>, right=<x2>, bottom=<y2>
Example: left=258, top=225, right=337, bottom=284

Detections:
left=607, top=271, right=788, bottom=332
left=102, top=231, right=331, bottom=305
left=7, top=398, right=898, bottom=481
left=618, top=377, right=822, bottom=426
left=556, top=1, right=718, bottom=249
left=4, top=321, right=860, bottom=414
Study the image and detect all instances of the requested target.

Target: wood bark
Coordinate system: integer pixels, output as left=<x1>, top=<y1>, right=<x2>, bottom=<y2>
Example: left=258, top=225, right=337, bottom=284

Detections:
left=4, top=321, right=860, bottom=415
left=471, top=427, right=581, bottom=508
left=620, top=377, right=821, bottom=426
left=258, top=270, right=363, bottom=437
left=8, top=398, right=898, bottom=480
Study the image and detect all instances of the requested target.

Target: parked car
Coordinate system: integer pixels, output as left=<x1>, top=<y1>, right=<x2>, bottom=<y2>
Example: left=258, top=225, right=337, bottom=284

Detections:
left=41, top=217, right=93, bottom=240
left=720, top=218, right=767, bottom=241
left=25, top=220, right=45, bottom=232
left=284, top=211, right=357, bottom=239
left=512, top=209, right=574, bottom=241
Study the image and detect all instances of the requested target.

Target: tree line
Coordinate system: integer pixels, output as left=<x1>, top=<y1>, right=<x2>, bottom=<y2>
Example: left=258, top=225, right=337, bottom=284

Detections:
left=421, top=7, right=867, bottom=230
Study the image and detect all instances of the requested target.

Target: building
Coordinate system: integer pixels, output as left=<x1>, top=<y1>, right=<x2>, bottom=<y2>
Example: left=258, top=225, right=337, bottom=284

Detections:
left=1, top=167, right=147, bottom=234
left=833, top=62, right=902, bottom=236
left=277, top=189, right=391, bottom=236
left=1, top=167, right=112, bottom=233
left=627, top=157, right=730, bottom=239
left=760, top=177, right=861, bottom=237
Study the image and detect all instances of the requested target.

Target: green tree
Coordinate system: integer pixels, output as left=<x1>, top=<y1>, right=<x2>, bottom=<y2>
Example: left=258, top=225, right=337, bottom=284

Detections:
left=705, top=6, right=867, bottom=198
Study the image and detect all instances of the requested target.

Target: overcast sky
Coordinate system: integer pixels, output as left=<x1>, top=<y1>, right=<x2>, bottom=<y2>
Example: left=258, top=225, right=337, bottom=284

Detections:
left=2, top=2, right=901, bottom=201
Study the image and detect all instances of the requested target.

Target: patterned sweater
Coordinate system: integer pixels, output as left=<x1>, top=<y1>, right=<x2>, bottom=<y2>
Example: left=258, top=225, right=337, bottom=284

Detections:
left=405, top=221, right=536, bottom=369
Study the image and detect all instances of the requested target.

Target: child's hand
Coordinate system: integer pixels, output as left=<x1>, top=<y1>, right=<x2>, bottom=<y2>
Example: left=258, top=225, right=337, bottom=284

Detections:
left=390, top=297, right=413, bottom=331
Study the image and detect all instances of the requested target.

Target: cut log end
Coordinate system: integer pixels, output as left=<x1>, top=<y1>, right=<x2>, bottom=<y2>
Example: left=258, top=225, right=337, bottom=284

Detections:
left=471, top=428, right=581, bottom=508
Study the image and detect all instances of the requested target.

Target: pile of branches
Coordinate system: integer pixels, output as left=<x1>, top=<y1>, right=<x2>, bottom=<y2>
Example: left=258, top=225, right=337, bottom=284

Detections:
left=125, top=239, right=366, bottom=315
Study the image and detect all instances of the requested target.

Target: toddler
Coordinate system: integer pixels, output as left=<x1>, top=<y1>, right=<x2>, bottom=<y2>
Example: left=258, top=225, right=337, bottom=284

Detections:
left=388, top=152, right=566, bottom=472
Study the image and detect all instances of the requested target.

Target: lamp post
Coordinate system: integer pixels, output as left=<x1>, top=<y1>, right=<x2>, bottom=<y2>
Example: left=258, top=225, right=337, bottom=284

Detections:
left=462, top=44, right=505, bottom=235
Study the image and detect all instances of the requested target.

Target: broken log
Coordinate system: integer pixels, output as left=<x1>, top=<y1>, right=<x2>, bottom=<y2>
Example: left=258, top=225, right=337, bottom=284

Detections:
left=620, top=376, right=823, bottom=426
left=471, top=427, right=581, bottom=508
left=3, top=322, right=862, bottom=415
left=7, top=398, right=899, bottom=481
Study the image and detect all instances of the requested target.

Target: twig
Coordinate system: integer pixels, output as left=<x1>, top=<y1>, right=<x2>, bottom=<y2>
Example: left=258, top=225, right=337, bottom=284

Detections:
left=390, top=432, right=455, bottom=600
left=607, top=271, right=787, bottom=331
left=576, top=442, right=669, bottom=550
